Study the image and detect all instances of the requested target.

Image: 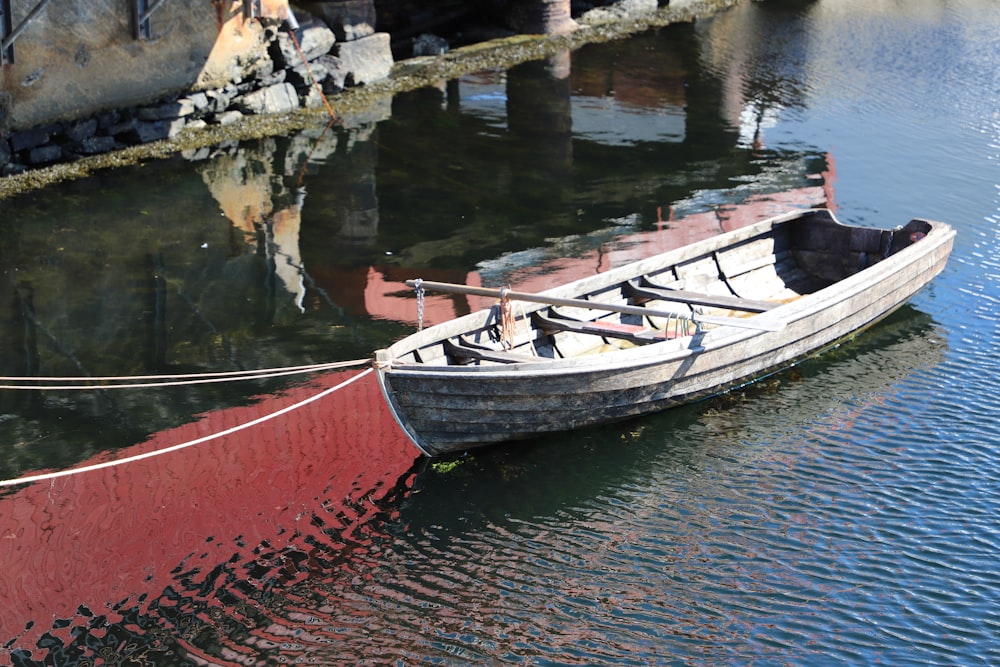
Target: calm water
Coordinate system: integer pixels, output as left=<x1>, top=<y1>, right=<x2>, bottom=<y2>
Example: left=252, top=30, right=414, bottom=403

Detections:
left=1, top=0, right=998, bottom=664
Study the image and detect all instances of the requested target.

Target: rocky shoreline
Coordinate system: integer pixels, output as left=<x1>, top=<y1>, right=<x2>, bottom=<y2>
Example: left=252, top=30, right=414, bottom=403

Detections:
left=0, top=0, right=737, bottom=200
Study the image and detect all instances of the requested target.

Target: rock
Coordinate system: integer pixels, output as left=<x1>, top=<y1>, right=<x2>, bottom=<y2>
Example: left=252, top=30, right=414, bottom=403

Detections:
left=301, top=86, right=328, bottom=110
left=316, top=55, right=349, bottom=94
left=216, top=110, right=244, bottom=126
left=96, top=110, right=122, bottom=130
left=9, top=126, right=53, bottom=152
left=27, top=144, right=62, bottom=165
left=134, top=118, right=187, bottom=143
left=332, top=33, right=393, bottom=86
left=257, top=69, right=288, bottom=88
left=108, top=117, right=139, bottom=140
left=413, top=34, right=449, bottom=56
left=287, top=60, right=328, bottom=90
left=137, top=98, right=197, bottom=121
left=65, top=118, right=98, bottom=143
left=74, top=135, right=118, bottom=155
left=272, top=15, right=336, bottom=69
left=205, top=87, right=236, bottom=114
left=0, top=137, right=11, bottom=167
left=2, top=162, right=28, bottom=176
left=185, top=91, right=210, bottom=113
left=235, top=82, right=300, bottom=114
left=298, top=0, right=376, bottom=42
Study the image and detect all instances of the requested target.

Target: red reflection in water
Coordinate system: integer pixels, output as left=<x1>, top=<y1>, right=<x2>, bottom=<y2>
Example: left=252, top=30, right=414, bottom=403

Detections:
left=362, top=187, right=830, bottom=325
left=0, top=369, right=417, bottom=655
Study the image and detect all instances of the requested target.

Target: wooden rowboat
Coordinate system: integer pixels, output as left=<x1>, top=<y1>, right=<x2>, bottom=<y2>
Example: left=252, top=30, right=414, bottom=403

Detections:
left=374, top=209, right=955, bottom=456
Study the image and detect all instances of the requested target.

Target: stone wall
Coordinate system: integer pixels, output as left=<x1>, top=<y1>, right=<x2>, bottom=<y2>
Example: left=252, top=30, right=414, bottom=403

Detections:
left=0, top=1, right=394, bottom=175
left=0, top=0, right=720, bottom=179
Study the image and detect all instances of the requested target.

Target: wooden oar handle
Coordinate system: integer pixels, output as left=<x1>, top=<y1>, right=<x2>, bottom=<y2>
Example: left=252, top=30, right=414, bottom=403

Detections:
left=405, top=280, right=784, bottom=332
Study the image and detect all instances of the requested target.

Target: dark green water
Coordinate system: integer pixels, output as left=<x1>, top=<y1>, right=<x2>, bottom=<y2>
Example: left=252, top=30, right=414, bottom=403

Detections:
left=1, top=0, right=998, bottom=663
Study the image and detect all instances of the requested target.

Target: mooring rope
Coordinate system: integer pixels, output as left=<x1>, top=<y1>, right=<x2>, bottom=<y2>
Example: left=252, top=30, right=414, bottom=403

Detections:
left=0, top=367, right=374, bottom=488
left=0, top=358, right=370, bottom=390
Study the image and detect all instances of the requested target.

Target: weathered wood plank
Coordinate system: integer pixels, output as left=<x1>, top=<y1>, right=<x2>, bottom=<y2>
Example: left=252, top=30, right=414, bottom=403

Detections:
left=532, top=311, right=664, bottom=344
left=627, top=279, right=778, bottom=312
left=444, top=339, right=543, bottom=364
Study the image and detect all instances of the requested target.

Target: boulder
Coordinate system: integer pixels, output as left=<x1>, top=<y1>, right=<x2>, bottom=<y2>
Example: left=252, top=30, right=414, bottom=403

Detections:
left=74, top=135, right=118, bottom=155
left=272, top=15, right=336, bottom=69
left=332, top=33, right=393, bottom=86
left=65, top=118, right=98, bottom=143
left=27, top=144, right=62, bottom=165
left=9, top=125, right=54, bottom=152
left=205, top=86, right=237, bottom=114
left=135, top=119, right=186, bottom=143
left=0, top=137, right=11, bottom=168
left=216, top=110, right=245, bottom=126
left=138, top=98, right=198, bottom=121
left=236, top=83, right=300, bottom=115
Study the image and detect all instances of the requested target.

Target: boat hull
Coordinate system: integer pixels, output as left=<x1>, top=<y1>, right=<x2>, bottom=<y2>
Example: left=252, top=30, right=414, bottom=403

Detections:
left=375, top=210, right=954, bottom=456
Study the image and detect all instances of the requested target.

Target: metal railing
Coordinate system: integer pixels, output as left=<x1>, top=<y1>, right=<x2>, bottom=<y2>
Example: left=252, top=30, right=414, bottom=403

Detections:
left=1, top=0, right=54, bottom=65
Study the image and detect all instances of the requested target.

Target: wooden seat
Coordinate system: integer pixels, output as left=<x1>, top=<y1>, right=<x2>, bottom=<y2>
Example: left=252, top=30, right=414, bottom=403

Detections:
left=444, top=338, right=543, bottom=364
left=627, top=278, right=778, bottom=313
left=532, top=311, right=665, bottom=344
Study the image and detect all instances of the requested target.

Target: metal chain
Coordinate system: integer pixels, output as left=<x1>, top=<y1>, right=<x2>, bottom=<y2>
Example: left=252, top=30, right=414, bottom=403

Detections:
left=414, top=278, right=425, bottom=330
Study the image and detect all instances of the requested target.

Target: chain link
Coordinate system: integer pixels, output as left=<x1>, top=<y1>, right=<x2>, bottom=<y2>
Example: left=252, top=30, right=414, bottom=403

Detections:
left=414, top=278, right=425, bottom=330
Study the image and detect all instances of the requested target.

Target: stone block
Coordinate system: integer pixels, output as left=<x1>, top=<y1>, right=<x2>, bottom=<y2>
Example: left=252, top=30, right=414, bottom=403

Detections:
left=236, top=83, right=300, bottom=115
left=317, top=55, right=348, bottom=93
left=66, top=118, right=99, bottom=143
left=96, top=110, right=122, bottom=130
left=0, top=137, right=11, bottom=167
left=27, top=144, right=62, bottom=165
left=75, top=135, right=118, bottom=155
left=333, top=33, right=393, bottom=86
left=138, top=98, right=197, bottom=121
left=205, top=87, right=237, bottom=114
left=134, top=118, right=187, bottom=143
left=108, top=117, right=139, bottom=139
left=216, top=110, right=244, bottom=126
left=272, top=15, right=336, bottom=69
left=288, top=60, right=329, bottom=90
left=185, top=91, right=210, bottom=112
left=10, top=126, right=53, bottom=152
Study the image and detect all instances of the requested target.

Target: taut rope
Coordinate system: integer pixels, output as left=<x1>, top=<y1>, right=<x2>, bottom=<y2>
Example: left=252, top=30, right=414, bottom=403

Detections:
left=0, top=367, right=374, bottom=488
left=0, top=359, right=370, bottom=390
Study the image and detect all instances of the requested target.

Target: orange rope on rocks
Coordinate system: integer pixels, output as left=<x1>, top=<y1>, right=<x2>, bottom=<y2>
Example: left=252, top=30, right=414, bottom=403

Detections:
left=287, top=23, right=337, bottom=121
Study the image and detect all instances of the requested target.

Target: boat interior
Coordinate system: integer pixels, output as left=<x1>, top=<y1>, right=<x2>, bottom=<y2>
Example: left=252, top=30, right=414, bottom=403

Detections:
left=396, top=213, right=933, bottom=367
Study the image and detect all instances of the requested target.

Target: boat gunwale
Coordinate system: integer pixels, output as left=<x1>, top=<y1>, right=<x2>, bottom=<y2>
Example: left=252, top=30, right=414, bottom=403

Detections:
left=377, top=210, right=955, bottom=379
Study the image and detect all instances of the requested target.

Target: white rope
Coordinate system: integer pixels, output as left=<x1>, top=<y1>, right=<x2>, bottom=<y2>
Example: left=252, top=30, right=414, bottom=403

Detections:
left=0, top=368, right=374, bottom=488
left=0, top=358, right=370, bottom=390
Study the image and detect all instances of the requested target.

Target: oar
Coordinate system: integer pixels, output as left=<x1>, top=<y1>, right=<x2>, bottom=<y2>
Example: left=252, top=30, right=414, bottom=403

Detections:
left=406, top=280, right=785, bottom=332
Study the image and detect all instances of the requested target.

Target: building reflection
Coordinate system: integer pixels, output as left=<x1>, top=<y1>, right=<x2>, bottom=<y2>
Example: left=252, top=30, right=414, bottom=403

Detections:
left=1, top=9, right=848, bottom=662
